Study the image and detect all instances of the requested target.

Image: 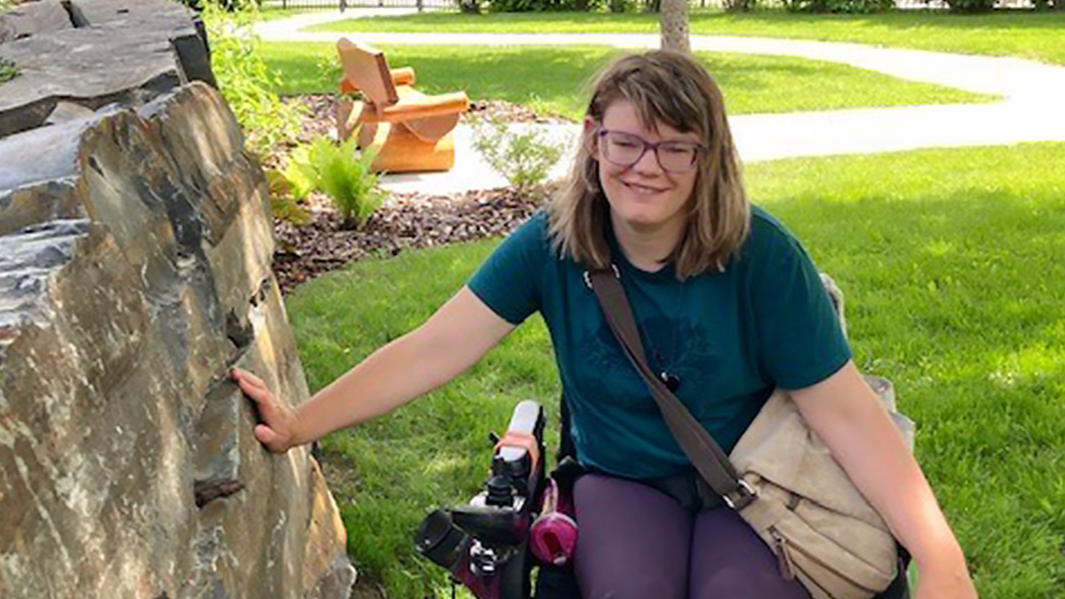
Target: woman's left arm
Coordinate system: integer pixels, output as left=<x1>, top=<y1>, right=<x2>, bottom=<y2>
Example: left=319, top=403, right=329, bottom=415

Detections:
left=789, top=360, right=978, bottom=599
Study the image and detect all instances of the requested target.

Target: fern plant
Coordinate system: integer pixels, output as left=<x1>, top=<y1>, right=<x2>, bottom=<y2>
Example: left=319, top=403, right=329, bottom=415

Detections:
left=289, top=135, right=386, bottom=229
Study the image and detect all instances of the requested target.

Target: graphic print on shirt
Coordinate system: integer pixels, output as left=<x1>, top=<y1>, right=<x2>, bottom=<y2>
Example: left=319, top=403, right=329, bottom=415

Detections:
left=574, top=313, right=719, bottom=415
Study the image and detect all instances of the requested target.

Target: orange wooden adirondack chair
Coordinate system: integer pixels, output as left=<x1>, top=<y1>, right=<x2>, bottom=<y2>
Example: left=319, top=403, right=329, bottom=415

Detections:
left=335, top=39, right=470, bottom=173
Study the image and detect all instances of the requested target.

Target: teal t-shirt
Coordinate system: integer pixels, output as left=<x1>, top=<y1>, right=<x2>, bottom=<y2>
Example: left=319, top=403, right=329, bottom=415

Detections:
left=468, top=207, right=850, bottom=480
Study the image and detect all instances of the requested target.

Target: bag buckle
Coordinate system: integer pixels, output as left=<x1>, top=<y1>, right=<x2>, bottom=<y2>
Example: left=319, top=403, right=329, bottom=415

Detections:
left=723, top=479, right=757, bottom=511
left=583, top=264, right=620, bottom=290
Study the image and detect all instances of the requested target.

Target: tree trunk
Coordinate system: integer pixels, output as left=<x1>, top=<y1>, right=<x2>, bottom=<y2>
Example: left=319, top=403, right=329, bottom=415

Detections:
left=660, top=0, right=691, bottom=54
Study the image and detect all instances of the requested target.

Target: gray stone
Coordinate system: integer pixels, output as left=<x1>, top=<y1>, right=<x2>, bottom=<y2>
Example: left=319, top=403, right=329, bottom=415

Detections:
left=0, top=0, right=213, bottom=138
left=0, top=0, right=73, bottom=44
left=0, top=81, right=353, bottom=599
left=44, top=101, right=96, bottom=125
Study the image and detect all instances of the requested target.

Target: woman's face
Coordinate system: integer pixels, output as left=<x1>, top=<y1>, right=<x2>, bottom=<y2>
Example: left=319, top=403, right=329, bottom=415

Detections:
left=592, top=101, right=701, bottom=234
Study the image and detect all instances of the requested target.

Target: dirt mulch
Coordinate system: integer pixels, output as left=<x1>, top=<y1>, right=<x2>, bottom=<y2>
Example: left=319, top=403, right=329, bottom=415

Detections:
left=272, top=186, right=553, bottom=294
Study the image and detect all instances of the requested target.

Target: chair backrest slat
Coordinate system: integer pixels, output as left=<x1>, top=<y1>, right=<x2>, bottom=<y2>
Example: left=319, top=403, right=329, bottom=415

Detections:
left=336, top=39, right=398, bottom=106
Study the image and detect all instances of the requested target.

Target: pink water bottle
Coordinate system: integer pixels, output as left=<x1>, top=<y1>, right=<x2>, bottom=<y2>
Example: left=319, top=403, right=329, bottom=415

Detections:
left=529, top=478, right=578, bottom=566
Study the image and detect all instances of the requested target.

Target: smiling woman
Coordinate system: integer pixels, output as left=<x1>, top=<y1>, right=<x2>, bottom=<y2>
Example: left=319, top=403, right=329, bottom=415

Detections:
left=258, top=42, right=995, bottom=119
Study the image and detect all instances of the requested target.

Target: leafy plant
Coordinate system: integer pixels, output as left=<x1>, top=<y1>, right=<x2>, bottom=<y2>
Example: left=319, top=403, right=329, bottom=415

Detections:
left=941, top=0, right=995, bottom=12
left=173, top=0, right=260, bottom=10
left=722, top=0, right=759, bottom=11
left=265, top=169, right=312, bottom=225
left=471, top=115, right=566, bottom=197
left=282, top=144, right=316, bottom=202
left=487, top=0, right=601, bottom=12
left=291, top=136, right=386, bottom=229
left=316, top=50, right=345, bottom=96
left=200, top=0, right=303, bottom=155
left=0, top=57, right=17, bottom=85
left=784, top=0, right=893, bottom=13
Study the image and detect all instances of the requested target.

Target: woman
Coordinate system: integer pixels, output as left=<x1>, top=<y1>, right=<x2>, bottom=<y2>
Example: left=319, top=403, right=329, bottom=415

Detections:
left=234, top=51, right=977, bottom=599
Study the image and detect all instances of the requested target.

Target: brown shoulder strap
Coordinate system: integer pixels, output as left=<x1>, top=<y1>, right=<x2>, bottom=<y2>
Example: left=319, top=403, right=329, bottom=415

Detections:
left=588, top=268, right=756, bottom=510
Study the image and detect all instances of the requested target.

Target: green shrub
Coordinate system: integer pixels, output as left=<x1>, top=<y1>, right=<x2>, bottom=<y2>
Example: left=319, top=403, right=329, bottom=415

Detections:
left=173, top=0, right=261, bottom=11
left=487, top=0, right=601, bottom=11
left=784, top=0, right=893, bottom=13
left=722, top=0, right=759, bottom=11
left=471, top=115, right=566, bottom=196
left=200, top=1, right=303, bottom=155
left=291, top=136, right=386, bottom=229
left=942, top=0, right=995, bottom=12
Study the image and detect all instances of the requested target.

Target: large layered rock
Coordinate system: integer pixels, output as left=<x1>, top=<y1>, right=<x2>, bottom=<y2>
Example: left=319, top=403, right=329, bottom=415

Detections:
left=0, top=78, right=355, bottom=599
left=0, top=2, right=355, bottom=598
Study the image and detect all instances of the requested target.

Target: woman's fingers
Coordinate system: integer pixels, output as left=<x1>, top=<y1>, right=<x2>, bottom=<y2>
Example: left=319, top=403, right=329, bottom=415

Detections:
left=231, top=369, right=296, bottom=453
left=231, top=368, right=268, bottom=393
left=254, top=423, right=286, bottom=450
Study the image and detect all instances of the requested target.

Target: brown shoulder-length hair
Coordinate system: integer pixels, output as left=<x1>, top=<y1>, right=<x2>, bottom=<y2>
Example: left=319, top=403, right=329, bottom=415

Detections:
left=547, top=50, right=749, bottom=279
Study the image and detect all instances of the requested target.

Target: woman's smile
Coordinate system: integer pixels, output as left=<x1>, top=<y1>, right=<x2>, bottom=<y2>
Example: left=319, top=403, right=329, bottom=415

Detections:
left=620, top=179, right=670, bottom=195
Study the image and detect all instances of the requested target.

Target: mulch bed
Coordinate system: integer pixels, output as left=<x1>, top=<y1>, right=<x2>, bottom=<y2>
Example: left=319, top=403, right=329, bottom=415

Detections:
left=272, top=186, right=551, bottom=294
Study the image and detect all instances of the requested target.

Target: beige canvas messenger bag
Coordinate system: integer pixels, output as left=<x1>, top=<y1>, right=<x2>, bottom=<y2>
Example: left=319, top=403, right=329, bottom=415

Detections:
left=588, top=268, right=916, bottom=599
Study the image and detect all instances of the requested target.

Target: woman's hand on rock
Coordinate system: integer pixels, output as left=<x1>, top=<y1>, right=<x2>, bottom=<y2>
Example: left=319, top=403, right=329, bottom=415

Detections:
left=231, top=368, right=302, bottom=453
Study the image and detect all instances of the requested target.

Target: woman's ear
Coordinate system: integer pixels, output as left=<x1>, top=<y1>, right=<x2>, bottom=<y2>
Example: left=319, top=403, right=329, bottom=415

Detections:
left=584, top=118, right=599, bottom=159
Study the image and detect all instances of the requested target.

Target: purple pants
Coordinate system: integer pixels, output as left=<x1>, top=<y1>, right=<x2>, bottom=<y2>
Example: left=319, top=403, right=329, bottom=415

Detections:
left=573, top=473, right=812, bottom=599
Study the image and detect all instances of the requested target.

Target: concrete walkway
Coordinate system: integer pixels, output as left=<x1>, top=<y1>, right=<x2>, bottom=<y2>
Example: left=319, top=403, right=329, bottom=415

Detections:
left=257, top=10, right=1065, bottom=194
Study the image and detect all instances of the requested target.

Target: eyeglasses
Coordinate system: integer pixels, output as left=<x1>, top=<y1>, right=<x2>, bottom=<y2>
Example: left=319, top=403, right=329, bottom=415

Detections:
left=597, top=128, right=705, bottom=173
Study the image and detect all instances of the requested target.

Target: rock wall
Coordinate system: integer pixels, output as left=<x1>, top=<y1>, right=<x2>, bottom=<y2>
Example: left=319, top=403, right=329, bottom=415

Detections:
left=0, top=1, right=355, bottom=598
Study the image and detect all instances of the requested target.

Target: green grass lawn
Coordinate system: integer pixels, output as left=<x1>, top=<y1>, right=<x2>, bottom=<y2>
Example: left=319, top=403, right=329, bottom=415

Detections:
left=261, top=41, right=994, bottom=118
left=306, top=10, right=1065, bottom=66
left=286, top=142, right=1065, bottom=599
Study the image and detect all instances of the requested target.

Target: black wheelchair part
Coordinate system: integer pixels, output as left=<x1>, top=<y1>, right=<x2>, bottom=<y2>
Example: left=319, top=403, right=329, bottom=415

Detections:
left=415, top=400, right=546, bottom=599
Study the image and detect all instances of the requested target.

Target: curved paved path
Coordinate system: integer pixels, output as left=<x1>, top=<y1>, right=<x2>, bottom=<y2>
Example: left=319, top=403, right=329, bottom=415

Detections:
left=257, top=10, right=1065, bottom=193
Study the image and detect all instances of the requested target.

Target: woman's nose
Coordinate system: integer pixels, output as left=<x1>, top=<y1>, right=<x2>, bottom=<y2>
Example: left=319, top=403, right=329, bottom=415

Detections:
left=631, top=145, right=664, bottom=174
